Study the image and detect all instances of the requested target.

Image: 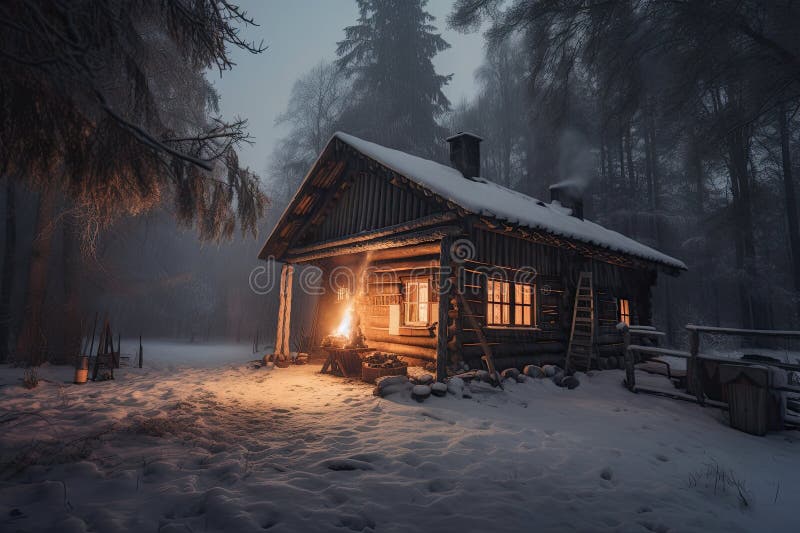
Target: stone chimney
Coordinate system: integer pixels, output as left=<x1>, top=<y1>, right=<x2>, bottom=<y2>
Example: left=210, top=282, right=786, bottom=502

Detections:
left=549, top=181, right=584, bottom=219
left=446, top=132, right=483, bottom=179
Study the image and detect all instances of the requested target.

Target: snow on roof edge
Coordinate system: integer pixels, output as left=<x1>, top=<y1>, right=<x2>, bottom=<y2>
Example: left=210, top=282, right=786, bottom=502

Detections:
left=333, top=132, right=687, bottom=271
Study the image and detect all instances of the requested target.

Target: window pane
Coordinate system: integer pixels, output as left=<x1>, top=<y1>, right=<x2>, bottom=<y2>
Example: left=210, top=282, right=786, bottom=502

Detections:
left=514, top=305, right=523, bottom=325
left=419, top=302, right=428, bottom=322
left=502, top=282, right=509, bottom=303
left=407, top=282, right=417, bottom=303
left=502, top=304, right=510, bottom=324
left=524, top=306, right=531, bottom=326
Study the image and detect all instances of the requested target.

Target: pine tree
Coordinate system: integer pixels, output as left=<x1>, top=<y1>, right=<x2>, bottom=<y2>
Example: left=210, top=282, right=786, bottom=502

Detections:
left=336, top=0, right=452, bottom=157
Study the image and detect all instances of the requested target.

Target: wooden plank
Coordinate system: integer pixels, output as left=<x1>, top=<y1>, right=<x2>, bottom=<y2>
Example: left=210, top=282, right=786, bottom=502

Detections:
left=685, top=324, right=800, bottom=338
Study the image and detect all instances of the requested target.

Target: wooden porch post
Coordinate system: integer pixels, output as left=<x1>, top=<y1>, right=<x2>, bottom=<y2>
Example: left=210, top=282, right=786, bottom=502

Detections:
left=436, top=237, right=453, bottom=382
left=275, top=263, right=294, bottom=357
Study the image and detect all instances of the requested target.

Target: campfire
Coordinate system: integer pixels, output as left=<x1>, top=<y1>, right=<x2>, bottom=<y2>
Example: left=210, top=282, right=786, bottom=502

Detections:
left=322, top=304, right=367, bottom=349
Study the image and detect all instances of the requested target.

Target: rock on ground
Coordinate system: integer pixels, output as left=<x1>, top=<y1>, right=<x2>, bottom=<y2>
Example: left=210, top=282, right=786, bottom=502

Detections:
left=411, top=384, right=431, bottom=402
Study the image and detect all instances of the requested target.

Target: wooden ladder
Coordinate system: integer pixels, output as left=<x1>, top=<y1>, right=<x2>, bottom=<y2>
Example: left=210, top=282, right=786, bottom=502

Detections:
left=565, top=271, right=595, bottom=372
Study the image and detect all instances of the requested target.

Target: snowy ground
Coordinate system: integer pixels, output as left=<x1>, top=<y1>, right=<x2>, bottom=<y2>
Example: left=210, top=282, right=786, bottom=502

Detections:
left=1, top=342, right=798, bottom=533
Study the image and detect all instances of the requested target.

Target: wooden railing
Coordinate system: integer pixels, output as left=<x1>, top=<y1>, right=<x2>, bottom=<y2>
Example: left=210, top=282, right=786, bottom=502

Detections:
left=623, top=324, right=800, bottom=408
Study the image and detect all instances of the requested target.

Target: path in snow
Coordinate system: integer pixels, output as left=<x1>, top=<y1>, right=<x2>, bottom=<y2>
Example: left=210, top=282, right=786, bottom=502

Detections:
left=0, top=342, right=797, bottom=532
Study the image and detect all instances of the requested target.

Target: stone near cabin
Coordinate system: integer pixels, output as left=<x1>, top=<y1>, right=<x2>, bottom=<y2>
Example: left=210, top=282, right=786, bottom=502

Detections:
left=500, top=368, right=520, bottom=380
left=431, top=382, right=447, bottom=397
left=374, top=375, right=411, bottom=398
left=562, top=375, right=580, bottom=389
left=417, top=373, right=434, bottom=385
left=524, top=365, right=545, bottom=378
left=447, top=377, right=465, bottom=397
left=552, top=372, right=565, bottom=387
left=598, top=358, right=609, bottom=370
left=606, top=356, right=618, bottom=369
left=376, top=375, right=409, bottom=388
left=476, top=370, right=490, bottom=382
left=412, top=384, right=432, bottom=402
left=264, top=362, right=275, bottom=371
left=515, top=374, right=527, bottom=383
left=542, top=365, right=557, bottom=377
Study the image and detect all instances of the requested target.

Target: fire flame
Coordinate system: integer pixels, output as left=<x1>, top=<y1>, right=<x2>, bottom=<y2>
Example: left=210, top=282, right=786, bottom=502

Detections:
left=334, top=305, right=353, bottom=337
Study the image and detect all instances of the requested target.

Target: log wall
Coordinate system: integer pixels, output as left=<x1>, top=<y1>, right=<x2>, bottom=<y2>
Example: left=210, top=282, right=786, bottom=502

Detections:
left=310, top=170, right=439, bottom=243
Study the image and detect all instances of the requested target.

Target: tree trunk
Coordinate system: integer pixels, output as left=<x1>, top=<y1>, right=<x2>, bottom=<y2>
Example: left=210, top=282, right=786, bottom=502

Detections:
left=727, top=127, right=758, bottom=329
left=60, top=216, right=83, bottom=364
left=15, top=190, right=57, bottom=365
left=779, top=101, right=800, bottom=322
left=0, top=180, right=16, bottom=363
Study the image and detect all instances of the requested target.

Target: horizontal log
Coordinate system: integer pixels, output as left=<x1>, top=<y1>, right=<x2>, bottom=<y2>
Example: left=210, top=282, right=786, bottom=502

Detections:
left=286, top=212, right=459, bottom=256
left=286, top=226, right=462, bottom=263
left=366, top=341, right=436, bottom=361
left=460, top=341, right=566, bottom=359
left=364, top=328, right=436, bottom=347
left=369, top=257, right=439, bottom=272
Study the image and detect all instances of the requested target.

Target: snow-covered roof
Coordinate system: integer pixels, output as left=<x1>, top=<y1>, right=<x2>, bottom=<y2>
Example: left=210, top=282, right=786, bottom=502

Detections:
left=334, top=132, right=686, bottom=271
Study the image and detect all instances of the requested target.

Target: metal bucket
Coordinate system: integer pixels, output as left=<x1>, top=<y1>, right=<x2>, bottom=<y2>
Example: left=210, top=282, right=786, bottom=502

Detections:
left=74, top=356, right=89, bottom=384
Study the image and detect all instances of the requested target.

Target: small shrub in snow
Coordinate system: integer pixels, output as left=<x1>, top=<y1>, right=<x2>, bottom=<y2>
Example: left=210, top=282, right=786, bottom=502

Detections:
left=687, top=461, right=750, bottom=509
left=22, top=368, right=38, bottom=389
left=412, top=384, right=431, bottom=402
left=430, top=382, right=447, bottom=397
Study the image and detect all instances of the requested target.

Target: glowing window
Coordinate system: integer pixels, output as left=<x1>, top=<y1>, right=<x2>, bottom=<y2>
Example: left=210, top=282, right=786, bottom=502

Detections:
left=487, top=279, right=511, bottom=325
left=514, top=283, right=535, bottom=326
left=619, top=298, right=630, bottom=325
left=404, top=280, right=429, bottom=326
left=487, top=278, right=536, bottom=327
left=337, top=287, right=349, bottom=301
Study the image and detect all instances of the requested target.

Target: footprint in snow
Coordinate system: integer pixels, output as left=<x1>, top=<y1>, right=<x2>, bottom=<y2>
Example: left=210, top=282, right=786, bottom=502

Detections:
left=655, top=454, right=669, bottom=462
left=600, top=467, right=613, bottom=481
left=324, top=459, right=374, bottom=471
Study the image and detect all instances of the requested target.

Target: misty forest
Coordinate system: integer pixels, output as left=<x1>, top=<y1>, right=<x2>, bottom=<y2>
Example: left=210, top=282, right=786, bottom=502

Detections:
left=1, top=1, right=800, bottom=532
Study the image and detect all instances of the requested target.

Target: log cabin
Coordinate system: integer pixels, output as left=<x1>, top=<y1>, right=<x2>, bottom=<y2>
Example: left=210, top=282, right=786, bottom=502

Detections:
left=259, top=132, right=686, bottom=380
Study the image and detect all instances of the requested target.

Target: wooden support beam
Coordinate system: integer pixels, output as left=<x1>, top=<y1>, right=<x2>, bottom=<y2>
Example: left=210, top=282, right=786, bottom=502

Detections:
left=274, top=263, right=294, bottom=356
left=436, top=237, right=452, bottom=382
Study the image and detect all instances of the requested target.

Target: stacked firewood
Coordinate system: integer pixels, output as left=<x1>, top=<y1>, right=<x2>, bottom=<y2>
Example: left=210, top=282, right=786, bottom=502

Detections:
left=363, top=352, right=403, bottom=368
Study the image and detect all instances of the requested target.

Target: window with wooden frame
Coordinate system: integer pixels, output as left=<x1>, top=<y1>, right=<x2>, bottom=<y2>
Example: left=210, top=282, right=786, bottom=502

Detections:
left=618, top=298, right=631, bottom=326
left=487, top=278, right=510, bottom=325
left=403, top=279, right=429, bottom=326
left=514, top=283, right=535, bottom=326
left=487, top=278, right=536, bottom=327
